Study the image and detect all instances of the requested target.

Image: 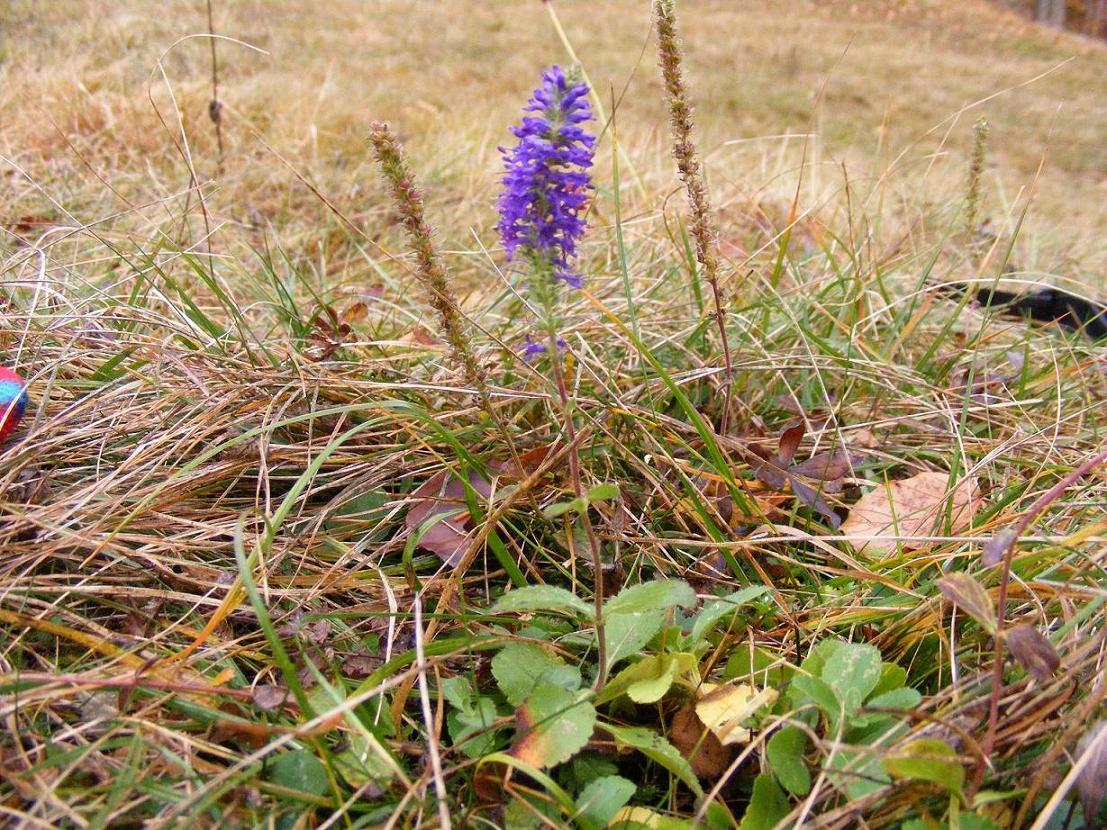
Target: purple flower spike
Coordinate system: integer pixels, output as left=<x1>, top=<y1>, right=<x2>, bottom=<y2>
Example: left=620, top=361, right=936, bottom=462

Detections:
left=497, top=66, right=595, bottom=287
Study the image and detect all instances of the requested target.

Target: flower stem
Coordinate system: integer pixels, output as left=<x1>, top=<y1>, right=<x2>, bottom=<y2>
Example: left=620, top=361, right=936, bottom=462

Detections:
left=538, top=274, right=608, bottom=691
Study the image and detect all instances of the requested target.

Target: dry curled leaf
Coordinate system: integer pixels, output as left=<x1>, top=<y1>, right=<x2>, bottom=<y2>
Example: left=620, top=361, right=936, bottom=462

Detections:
left=1005, top=624, right=1060, bottom=681
left=695, top=682, right=778, bottom=747
left=305, top=303, right=361, bottom=361
left=841, top=471, right=981, bottom=557
left=1076, top=720, right=1107, bottom=828
left=749, top=424, right=860, bottom=528
left=670, top=681, right=777, bottom=780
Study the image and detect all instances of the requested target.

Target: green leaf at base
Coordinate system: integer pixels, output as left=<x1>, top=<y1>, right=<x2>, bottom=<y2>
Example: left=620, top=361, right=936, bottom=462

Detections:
left=510, top=685, right=596, bottom=769
left=739, top=774, right=790, bottom=830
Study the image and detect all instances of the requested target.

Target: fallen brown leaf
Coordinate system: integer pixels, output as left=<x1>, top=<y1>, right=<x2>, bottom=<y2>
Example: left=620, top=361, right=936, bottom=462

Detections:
left=670, top=704, right=734, bottom=779
left=841, top=471, right=981, bottom=557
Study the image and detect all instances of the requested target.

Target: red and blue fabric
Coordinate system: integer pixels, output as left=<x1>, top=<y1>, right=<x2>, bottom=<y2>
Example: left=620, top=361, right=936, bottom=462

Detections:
left=0, top=368, right=28, bottom=443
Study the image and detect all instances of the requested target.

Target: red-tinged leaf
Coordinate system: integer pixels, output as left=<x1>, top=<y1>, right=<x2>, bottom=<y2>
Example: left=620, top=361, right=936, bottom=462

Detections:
left=748, top=443, right=774, bottom=463
left=777, top=424, right=805, bottom=465
left=789, top=450, right=860, bottom=481
left=409, top=325, right=441, bottom=345
left=1005, top=624, right=1060, bottom=681
left=982, top=527, right=1018, bottom=567
left=342, top=301, right=369, bottom=323
left=406, top=469, right=492, bottom=566
left=754, top=464, right=788, bottom=491
left=937, top=572, right=996, bottom=634
left=515, top=444, right=553, bottom=473
left=509, top=686, right=595, bottom=769
left=789, top=475, right=841, bottom=528
left=490, top=444, right=554, bottom=481
left=750, top=444, right=788, bottom=490
left=413, top=513, right=470, bottom=565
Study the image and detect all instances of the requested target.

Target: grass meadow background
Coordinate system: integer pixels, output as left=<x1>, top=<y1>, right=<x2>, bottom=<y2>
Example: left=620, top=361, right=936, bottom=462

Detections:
left=2, top=1, right=1107, bottom=828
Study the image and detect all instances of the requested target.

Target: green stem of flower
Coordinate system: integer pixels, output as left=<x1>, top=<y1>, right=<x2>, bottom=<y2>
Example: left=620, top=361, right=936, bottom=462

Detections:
left=537, top=265, right=608, bottom=692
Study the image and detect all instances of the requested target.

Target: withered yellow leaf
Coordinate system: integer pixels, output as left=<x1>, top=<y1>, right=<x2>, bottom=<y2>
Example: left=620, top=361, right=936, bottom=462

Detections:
left=695, top=682, right=778, bottom=747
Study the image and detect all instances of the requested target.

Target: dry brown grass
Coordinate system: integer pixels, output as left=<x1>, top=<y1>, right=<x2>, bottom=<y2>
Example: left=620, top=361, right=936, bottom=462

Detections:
left=3, top=0, right=1105, bottom=282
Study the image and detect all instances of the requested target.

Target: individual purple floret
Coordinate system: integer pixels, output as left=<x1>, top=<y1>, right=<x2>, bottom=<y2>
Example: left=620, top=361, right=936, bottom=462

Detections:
left=497, top=65, right=595, bottom=288
left=521, top=334, right=567, bottom=360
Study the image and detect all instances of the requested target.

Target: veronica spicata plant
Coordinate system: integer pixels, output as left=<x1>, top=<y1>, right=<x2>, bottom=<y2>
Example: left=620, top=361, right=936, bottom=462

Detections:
left=498, top=66, right=611, bottom=686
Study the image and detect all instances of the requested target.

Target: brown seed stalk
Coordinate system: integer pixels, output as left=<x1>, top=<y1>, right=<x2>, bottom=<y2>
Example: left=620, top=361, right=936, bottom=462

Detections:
left=965, top=116, right=989, bottom=243
left=368, top=121, right=489, bottom=404
left=654, top=0, right=733, bottom=433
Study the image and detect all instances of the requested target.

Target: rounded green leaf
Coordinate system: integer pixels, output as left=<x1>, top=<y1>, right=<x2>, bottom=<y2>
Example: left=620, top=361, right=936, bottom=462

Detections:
left=492, top=642, right=582, bottom=707
left=575, top=775, right=635, bottom=830
left=738, top=773, right=790, bottom=830
left=598, top=723, right=703, bottom=798
left=604, top=580, right=697, bottom=616
left=767, top=726, right=811, bottom=796
left=881, top=738, right=964, bottom=798
left=822, top=642, right=882, bottom=712
left=268, top=750, right=329, bottom=797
